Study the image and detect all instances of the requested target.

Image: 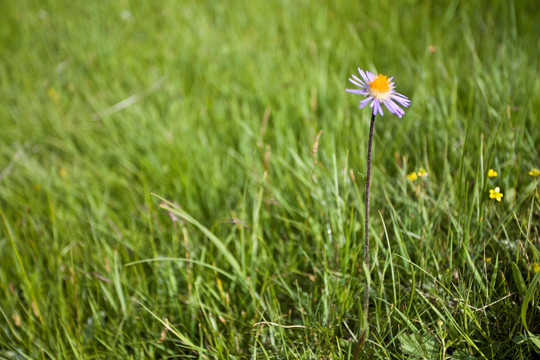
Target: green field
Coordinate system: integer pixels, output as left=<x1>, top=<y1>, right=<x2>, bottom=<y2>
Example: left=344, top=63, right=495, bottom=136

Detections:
left=1, top=0, right=539, bottom=358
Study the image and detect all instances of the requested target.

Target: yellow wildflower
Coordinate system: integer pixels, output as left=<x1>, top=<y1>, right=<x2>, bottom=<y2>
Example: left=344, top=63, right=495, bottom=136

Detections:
left=489, top=187, right=503, bottom=202
left=59, top=167, right=67, bottom=179
left=47, top=87, right=59, bottom=102
left=417, top=168, right=428, bottom=178
left=487, top=169, right=497, bottom=178
left=529, top=168, right=540, bottom=177
left=533, top=262, right=540, bottom=274
left=485, top=257, right=492, bottom=263
left=407, top=172, right=418, bottom=182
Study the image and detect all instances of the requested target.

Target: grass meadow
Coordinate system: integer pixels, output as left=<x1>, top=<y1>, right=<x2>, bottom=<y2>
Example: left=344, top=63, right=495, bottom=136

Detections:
left=1, top=0, right=539, bottom=358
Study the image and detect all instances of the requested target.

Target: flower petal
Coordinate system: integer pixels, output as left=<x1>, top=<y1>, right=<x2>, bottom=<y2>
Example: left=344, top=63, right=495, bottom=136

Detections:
left=372, top=99, right=384, bottom=116
left=359, top=97, right=373, bottom=108
left=384, top=98, right=406, bottom=117
left=349, top=76, right=365, bottom=88
left=351, top=74, right=366, bottom=85
left=391, top=92, right=411, bottom=106
left=358, top=68, right=371, bottom=83
left=346, top=88, right=367, bottom=95
left=365, top=71, right=375, bottom=82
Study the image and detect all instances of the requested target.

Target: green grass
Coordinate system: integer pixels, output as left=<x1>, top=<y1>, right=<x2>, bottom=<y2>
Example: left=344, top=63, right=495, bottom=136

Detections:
left=1, top=0, right=539, bottom=358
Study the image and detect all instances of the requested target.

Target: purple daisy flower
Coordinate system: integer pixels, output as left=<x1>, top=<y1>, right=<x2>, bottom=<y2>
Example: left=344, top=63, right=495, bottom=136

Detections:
left=346, top=68, right=411, bottom=118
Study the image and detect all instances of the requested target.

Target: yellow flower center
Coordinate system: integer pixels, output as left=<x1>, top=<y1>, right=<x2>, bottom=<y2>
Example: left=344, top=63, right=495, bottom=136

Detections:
left=369, top=74, right=391, bottom=99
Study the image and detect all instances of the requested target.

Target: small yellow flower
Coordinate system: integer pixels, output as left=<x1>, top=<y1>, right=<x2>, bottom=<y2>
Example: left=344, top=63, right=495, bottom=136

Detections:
left=489, top=187, right=503, bottom=202
left=529, top=168, right=540, bottom=177
left=487, top=169, right=498, bottom=177
left=485, top=257, right=492, bottom=263
left=47, top=87, right=59, bottom=102
left=417, top=168, right=428, bottom=178
left=407, top=172, right=418, bottom=182
left=59, top=167, right=67, bottom=179
left=532, top=262, right=540, bottom=274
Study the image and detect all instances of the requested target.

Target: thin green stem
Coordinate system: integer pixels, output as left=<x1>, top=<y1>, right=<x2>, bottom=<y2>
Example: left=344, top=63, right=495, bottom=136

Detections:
left=354, top=111, right=376, bottom=359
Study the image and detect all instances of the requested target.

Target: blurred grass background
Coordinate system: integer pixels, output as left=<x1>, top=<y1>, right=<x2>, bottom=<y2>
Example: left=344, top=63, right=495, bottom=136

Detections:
left=1, top=0, right=539, bottom=358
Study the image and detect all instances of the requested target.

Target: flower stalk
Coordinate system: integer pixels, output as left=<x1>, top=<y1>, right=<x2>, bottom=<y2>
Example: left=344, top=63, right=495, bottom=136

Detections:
left=354, top=111, right=376, bottom=357
left=363, top=112, right=376, bottom=322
